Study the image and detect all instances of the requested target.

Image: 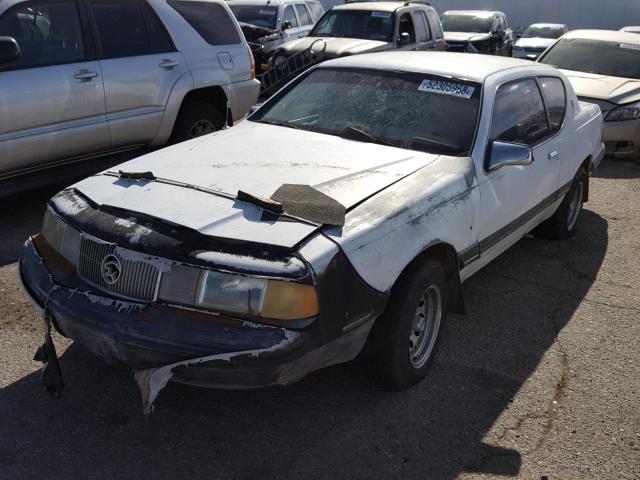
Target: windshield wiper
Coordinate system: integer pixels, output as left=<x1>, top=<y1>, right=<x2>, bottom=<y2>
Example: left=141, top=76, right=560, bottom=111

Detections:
left=340, top=126, right=394, bottom=147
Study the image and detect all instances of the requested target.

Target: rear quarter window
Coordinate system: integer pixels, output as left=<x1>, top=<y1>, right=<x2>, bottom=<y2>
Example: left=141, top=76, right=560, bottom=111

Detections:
left=168, top=0, right=241, bottom=45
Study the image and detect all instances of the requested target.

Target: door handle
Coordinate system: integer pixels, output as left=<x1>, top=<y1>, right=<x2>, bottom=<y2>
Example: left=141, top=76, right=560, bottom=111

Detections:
left=548, top=151, right=559, bottom=161
left=73, top=69, right=99, bottom=81
left=159, top=59, right=179, bottom=70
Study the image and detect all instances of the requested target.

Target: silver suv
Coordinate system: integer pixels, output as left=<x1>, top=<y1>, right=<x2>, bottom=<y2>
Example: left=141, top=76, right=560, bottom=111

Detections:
left=0, top=0, right=260, bottom=189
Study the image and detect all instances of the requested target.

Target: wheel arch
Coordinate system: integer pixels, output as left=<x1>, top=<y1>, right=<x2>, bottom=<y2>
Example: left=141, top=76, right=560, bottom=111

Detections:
left=394, top=242, right=465, bottom=315
left=177, top=86, right=231, bottom=129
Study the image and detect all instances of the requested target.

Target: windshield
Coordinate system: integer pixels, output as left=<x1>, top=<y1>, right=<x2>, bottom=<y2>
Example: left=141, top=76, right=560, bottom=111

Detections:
left=229, top=5, right=278, bottom=30
left=310, top=10, right=394, bottom=41
left=522, top=25, right=564, bottom=39
left=440, top=14, right=492, bottom=33
left=540, top=38, right=640, bottom=79
left=251, top=68, right=482, bottom=156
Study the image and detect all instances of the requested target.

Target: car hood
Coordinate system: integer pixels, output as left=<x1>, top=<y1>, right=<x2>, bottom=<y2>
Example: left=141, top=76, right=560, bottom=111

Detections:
left=561, top=69, right=640, bottom=104
left=279, top=36, right=390, bottom=57
left=71, top=122, right=439, bottom=249
left=444, top=31, right=491, bottom=43
left=515, top=37, right=556, bottom=49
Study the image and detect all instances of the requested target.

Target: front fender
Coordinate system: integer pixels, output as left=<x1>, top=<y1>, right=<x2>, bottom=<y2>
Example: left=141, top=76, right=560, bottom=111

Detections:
left=325, top=157, right=479, bottom=293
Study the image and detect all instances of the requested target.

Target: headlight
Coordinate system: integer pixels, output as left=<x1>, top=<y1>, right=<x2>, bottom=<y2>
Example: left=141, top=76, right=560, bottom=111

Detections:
left=513, top=45, right=523, bottom=51
left=42, top=207, right=67, bottom=255
left=606, top=102, right=640, bottom=122
left=195, top=270, right=318, bottom=321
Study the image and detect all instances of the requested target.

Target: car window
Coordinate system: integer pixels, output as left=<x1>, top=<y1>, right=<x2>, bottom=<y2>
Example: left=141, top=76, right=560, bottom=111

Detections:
left=0, top=0, right=85, bottom=68
left=306, top=1, right=324, bottom=22
left=311, top=10, right=394, bottom=42
left=295, top=4, right=312, bottom=26
left=426, top=10, right=443, bottom=40
left=141, top=2, right=175, bottom=53
left=539, top=77, right=566, bottom=134
left=540, top=38, right=640, bottom=80
left=412, top=11, right=428, bottom=42
left=398, top=12, right=415, bottom=43
left=90, top=1, right=149, bottom=58
left=168, top=0, right=241, bottom=45
left=522, top=25, right=565, bottom=39
left=253, top=68, right=482, bottom=156
left=440, top=14, right=491, bottom=33
left=491, top=78, right=550, bottom=146
left=283, top=5, right=298, bottom=29
left=228, top=5, right=278, bottom=30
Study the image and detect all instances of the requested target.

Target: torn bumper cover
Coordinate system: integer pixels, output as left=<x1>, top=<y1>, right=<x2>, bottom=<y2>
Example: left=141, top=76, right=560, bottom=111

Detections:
left=19, top=237, right=374, bottom=408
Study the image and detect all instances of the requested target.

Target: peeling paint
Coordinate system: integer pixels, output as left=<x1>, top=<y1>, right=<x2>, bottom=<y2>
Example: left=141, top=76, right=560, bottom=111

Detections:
left=134, top=330, right=299, bottom=415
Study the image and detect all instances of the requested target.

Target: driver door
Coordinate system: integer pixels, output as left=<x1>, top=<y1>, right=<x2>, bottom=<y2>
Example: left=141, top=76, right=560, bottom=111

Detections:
left=475, top=77, right=561, bottom=264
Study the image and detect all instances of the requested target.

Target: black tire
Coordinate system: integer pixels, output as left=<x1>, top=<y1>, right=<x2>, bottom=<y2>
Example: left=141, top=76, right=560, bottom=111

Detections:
left=365, top=258, right=448, bottom=390
left=535, top=167, right=588, bottom=240
left=170, top=101, right=224, bottom=144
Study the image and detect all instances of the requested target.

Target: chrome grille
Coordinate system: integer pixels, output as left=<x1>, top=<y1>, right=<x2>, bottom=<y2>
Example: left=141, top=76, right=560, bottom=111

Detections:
left=78, top=236, right=161, bottom=302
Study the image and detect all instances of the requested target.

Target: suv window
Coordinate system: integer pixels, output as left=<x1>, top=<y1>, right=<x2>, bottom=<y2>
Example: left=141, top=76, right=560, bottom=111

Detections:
left=295, top=4, right=312, bottom=26
left=90, top=1, right=150, bottom=58
left=283, top=5, right=298, bottom=29
left=412, top=11, right=430, bottom=42
left=491, top=78, right=550, bottom=146
left=398, top=12, right=415, bottom=43
left=306, top=1, right=324, bottom=21
left=0, top=0, right=85, bottom=68
left=426, top=10, right=443, bottom=39
left=141, top=2, right=175, bottom=53
left=539, top=77, right=566, bottom=133
left=168, top=0, right=240, bottom=45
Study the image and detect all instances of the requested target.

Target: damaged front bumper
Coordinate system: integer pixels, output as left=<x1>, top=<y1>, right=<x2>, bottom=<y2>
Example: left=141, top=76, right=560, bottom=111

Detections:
left=20, top=236, right=375, bottom=410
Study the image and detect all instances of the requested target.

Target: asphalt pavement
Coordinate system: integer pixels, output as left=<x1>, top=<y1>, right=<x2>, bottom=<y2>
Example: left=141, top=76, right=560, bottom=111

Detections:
left=0, top=158, right=638, bottom=479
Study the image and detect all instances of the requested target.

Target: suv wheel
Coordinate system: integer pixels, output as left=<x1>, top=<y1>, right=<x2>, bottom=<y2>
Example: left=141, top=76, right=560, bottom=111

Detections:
left=171, top=101, right=224, bottom=143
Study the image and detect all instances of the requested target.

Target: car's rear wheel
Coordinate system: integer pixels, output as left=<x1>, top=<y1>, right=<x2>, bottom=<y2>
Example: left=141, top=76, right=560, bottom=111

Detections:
left=171, top=101, right=224, bottom=144
left=535, top=167, right=587, bottom=240
left=366, top=258, right=447, bottom=390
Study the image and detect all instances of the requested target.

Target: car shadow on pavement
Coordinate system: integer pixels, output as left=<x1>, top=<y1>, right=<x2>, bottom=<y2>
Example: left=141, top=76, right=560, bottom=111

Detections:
left=592, top=157, right=640, bottom=179
left=0, top=210, right=608, bottom=479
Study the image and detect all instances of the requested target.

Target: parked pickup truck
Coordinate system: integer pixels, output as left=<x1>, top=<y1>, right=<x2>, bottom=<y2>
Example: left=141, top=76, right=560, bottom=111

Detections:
left=20, top=52, right=604, bottom=412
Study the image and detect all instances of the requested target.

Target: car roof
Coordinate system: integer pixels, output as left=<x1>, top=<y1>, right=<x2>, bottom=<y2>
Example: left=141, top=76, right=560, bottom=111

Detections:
left=225, top=0, right=316, bottom=5
left=442, top=10, right=502, bottom=17
left=527, top=23, right=566, bottom=29
left=318, top=51, right=555, bottom=83
left=563, top=29, right=640, bottom=43
left=334, top=1, right=422, bottom=12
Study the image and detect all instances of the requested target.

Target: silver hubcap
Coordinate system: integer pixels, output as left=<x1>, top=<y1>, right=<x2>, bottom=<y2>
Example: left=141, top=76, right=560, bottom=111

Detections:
left=409, top=285, right=443, bottom=369
left=567, top=181, right=583, bottom=231
left=188, top=119, right=216, bottom=139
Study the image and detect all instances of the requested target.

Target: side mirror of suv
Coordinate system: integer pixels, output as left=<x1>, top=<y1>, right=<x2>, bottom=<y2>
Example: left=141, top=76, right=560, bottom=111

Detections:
left=281, top=20, right=292, bottom=31
left=0, top=36, right=20, bottom=65
left=398, top=32, right=411, bottom=45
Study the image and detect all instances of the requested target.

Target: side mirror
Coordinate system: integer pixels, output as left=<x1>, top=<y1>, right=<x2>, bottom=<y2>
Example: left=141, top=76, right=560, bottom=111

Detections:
left=398, top=32, right=411, bottom=45
left=486, top=140, right=533, bottom=172
left=248, top=103, right=263, bottom=116
left=0, top=36, right=20, bottom=65
left=281, top=20, right=292, bottom=31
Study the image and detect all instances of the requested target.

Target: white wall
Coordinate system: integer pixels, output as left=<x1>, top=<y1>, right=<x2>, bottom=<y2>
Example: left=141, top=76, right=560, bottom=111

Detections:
left=320, top=0, right=640, bottom=31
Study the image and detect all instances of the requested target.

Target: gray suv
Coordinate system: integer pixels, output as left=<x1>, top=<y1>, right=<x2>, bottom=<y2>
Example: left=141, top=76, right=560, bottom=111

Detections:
left=0, top=0, right=260, bottom=190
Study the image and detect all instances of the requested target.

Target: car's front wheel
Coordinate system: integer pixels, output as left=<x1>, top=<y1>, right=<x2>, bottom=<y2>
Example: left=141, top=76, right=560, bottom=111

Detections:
left=366, top=258, right=447, bottom=390
left=535, top=167, right=587, bottom=240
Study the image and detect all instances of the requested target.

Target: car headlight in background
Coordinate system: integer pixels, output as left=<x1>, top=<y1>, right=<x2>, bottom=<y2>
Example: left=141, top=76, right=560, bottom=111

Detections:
left=606, top=102, right=640, bottom=122
left=196, top=270, right=318, bottom=321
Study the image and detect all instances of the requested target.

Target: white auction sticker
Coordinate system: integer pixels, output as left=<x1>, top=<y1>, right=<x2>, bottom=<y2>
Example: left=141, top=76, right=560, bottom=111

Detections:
left=371, top=11, right=391, bottom=18
left=620, top=43, right=640, bottom=51
left=418, top=79, right=475, bottom=99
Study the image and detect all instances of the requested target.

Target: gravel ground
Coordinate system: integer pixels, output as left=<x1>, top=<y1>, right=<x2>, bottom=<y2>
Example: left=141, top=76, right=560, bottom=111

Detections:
left=0, top=159, right=638, bottom=480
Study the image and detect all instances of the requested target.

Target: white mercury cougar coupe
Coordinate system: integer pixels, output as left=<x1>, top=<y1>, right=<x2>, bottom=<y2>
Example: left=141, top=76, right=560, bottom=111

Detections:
left=20, top=52, right=604, bottom=412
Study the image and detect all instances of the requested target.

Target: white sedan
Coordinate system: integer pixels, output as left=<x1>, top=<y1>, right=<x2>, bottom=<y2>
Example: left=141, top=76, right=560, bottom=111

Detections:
left=21, top=52, right=604, bottom=411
